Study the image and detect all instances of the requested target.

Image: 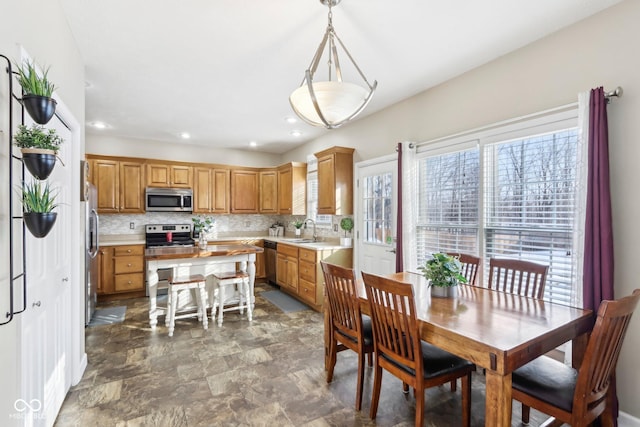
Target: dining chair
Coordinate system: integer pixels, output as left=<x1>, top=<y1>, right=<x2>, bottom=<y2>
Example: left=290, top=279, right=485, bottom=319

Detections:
left=321, top=261, right=374, bottom=411
left=512, top=289, right=640, bottom=426
left=487, top=258, right=548, bottom=299
left=449, top=253, right=481, bottom=286
left=361, top=272, right=474, bottom=427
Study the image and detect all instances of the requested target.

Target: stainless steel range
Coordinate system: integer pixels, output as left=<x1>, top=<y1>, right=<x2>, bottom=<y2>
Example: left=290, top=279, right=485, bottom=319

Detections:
left=145, top=224, right=195, bottom=248
left=145, top=224, right=195, bottom=295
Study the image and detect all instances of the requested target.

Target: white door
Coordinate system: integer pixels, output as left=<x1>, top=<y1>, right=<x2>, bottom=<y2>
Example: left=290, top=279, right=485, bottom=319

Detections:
left=18, top=115, right=73, bottom=426
left=355, top=156, right=397, bottom=276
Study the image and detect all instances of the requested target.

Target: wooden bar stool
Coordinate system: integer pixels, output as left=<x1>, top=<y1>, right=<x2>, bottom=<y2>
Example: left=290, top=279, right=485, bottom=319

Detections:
left=210, top=271, right=251, bottom=326
left=166, top=273, right=208, bottom=337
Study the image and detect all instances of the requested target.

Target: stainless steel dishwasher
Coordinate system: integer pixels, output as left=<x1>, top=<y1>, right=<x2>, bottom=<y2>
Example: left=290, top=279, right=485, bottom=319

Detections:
left=264, top=240, right=278, bottom=285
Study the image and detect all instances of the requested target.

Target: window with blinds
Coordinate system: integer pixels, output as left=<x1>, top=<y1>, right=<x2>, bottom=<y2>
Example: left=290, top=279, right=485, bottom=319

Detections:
left=416, top=121, right=580, bottom=306
left=484, top=129, right=578, bottom=304
left=417, top=148, right=480, bottom=266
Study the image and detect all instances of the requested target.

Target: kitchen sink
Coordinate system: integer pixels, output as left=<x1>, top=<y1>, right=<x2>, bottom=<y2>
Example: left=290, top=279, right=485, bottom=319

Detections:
left=282, top=238, right=316, bottom=243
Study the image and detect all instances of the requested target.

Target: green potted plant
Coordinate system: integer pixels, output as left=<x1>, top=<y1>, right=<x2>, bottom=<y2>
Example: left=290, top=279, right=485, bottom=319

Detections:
left=291, top=219, right=304, bottom=236
left=20, top=180, right=59, bottom=238
left=16, top=59, right=57, bottom=124
left=418, top=252, right=468, bottom=298
left=192, top=215, right=214, bottom=247
left=14, top=124, right=64, bottom=180
left=339, top=217, right=354, bottom=246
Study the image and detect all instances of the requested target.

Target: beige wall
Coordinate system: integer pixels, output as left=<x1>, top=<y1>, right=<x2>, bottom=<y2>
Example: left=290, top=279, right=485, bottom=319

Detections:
left=0, top=1, right=85, bottom=425
left=86, top=134, right=281, bottom=168
left=284, top=0, right=640, bottom=418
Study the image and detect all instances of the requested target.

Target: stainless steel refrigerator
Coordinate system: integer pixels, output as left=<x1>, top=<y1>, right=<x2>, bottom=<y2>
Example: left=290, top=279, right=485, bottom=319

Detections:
left=85, top=184, right=99, bottom=325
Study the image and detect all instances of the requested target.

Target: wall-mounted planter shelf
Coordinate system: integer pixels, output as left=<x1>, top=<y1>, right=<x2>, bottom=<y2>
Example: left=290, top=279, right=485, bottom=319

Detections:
left=21, top=149, right=57, bottom=180
left=22, top=94, right=57, bottom=125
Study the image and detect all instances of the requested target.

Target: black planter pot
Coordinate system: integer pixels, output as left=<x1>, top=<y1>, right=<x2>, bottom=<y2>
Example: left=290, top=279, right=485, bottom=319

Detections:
left=23, top=212, right=57, bottom=238
left=22, top=151, right=56, bottom=180
left=22, top=95, right=57, bottom=125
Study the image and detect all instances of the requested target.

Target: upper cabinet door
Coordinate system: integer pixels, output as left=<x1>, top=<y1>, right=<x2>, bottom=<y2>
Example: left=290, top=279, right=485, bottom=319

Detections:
left=231, top=169, right=259, bottom=213
left=193, top=167, right=212, bottom=213
left=146, top=163, right=192, bottom=188
left=315, top=146, right=354, bottom=215
left=119, top=162, right=145, bottom=213
left=92, top=159, right=120, bottom=213
left=278, top=163, right=307, bottom=215
left=211, top=168, right=230, bottom=213
left=260, top=170, right=278, bottom=214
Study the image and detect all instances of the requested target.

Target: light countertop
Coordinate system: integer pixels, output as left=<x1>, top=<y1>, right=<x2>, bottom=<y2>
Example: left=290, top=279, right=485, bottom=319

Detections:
left=99, top=233, right=352, bottom=251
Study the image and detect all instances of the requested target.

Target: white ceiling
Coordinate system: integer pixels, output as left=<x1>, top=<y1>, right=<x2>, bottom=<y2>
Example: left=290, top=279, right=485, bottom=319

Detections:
left=60, top=0, right=621, bottom=154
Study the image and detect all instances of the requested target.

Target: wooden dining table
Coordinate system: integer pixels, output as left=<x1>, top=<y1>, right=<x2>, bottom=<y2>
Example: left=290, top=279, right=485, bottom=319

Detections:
left=324, top=272, right=594, bottom=426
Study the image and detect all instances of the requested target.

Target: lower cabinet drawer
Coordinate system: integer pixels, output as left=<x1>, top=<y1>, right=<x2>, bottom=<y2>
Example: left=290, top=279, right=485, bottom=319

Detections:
left=298, top=278, right=316, bottom=305
left=115, top=273, right=144, bottom=292
left=299, top=260, right=316, bottom=283
left=114, top=256, right=144, bottom=274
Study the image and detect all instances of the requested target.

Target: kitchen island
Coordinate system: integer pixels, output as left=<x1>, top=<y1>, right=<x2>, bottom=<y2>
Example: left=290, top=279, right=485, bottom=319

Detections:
left=145, top=244, right=263, bottom=328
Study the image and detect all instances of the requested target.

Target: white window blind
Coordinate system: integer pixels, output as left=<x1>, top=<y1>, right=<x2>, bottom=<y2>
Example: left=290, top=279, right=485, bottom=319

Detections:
left=417, top=147, right=480, bottom=266
left=484, top=129, right=578, bottom=305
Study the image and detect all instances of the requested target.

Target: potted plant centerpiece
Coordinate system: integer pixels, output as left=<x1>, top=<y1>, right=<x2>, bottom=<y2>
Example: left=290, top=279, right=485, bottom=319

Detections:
left=291, top=219, right=304, bottom=236
left=16, top=60, right=58, bottom=124
left=340, top=217, right=354, bottom=246
left=20, top=180, right=58, bottom=238
left=192, top=215, right=214, bottom=247
left=14, top=124, right=64, bottom=180
left=418, top=252, right=468, bottom=298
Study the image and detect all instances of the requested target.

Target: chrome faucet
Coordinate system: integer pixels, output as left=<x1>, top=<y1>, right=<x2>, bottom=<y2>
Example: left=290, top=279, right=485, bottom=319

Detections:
left=304, top=218, right=317, bottom=241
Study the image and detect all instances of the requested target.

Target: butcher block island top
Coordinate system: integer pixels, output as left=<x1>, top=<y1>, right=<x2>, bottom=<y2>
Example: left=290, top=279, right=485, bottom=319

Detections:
left=145, top=244, right=263, bottom=260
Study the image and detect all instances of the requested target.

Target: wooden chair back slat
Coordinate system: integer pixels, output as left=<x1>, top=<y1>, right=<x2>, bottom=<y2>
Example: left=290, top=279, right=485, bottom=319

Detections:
left=572, top=289, right=640, bottom=424
left=361, top=272, right=422, bottom=375
left=488, top=258, right=548, bottom=299
left=449, top=253, right=481, bottom=286
left=321, top=262, right=361, bottom=340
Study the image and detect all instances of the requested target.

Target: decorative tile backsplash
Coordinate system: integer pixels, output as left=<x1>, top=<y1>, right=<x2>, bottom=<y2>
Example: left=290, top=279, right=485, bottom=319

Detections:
left=98, top=212, right=350, bottom=241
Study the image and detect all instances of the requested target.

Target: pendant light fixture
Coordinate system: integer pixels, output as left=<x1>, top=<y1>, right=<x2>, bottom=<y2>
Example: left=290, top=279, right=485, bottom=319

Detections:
left=289, top=0, right=377, bottom=129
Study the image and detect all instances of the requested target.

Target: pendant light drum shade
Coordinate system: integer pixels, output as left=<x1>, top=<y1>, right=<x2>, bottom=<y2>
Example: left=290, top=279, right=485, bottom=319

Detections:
left=290, top=81, right=371, bottom=127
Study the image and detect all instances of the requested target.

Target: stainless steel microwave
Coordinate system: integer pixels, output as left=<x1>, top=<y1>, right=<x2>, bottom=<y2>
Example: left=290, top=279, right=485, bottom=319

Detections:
left=145, top=188, right=193, bottom=212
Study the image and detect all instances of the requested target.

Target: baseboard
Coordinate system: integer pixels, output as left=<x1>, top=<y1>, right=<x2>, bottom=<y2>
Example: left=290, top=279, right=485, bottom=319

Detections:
left=620, top=411, right=640, bottom=427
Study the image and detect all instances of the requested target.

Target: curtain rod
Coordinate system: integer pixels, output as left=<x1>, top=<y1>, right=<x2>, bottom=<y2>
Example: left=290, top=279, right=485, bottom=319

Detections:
left=396, top=87, right=624, bottom=152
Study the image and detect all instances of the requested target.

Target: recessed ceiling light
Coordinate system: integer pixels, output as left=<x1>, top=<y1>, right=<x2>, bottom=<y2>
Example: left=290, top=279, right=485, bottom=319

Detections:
left=285, top=116, right=297, bottom=124
left=249, top=141, right=258, bottom=147
left=90, top=121, right=107, bottom=129
left=180, top=132, right=190, bottom=139
left=290, top=130, right=302, bottom=137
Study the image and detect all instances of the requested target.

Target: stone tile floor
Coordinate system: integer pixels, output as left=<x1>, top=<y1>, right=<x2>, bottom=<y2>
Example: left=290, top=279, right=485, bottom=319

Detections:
left=55, top=282, right=546, bottom=426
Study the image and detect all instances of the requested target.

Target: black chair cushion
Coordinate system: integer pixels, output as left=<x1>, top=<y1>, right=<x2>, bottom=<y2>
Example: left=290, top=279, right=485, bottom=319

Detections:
left=381, top=341, right=474, bottom=379
left=512, top=355, right=577, bottom=413
left=336, top=314, right=374, bottom=347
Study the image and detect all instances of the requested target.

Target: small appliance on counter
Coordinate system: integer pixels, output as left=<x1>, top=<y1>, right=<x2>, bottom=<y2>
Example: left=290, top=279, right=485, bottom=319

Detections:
left=268, top=223, right=284, bottom=237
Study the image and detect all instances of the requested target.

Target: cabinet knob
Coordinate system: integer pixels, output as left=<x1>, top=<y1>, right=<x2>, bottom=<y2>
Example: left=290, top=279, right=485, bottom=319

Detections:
left=127, top=249, right=132, bottom=253
left=128, top=281, right=132, bottom=284
left=127, top=263, right=132, bottom=267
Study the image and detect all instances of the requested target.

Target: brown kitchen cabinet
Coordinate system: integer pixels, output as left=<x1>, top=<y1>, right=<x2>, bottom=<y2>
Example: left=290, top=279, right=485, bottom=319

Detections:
left=231, top=169, right=259, bottom=213
left=259, top=169, right=278, bottom=214
left=314, top=146, right=355, bottom=215
left=278, top=243, right=353, bottom=311
left=146, top=162, right=193, bottom=188
left=89, top=156, right=145, bottom=214
left=194, top=166, right=230, bottom=213
left=278, top=162, right=307, bottom=215
left=276, top=243, right=299, bottom=293
left=97, top=244, right=146, bottom=299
